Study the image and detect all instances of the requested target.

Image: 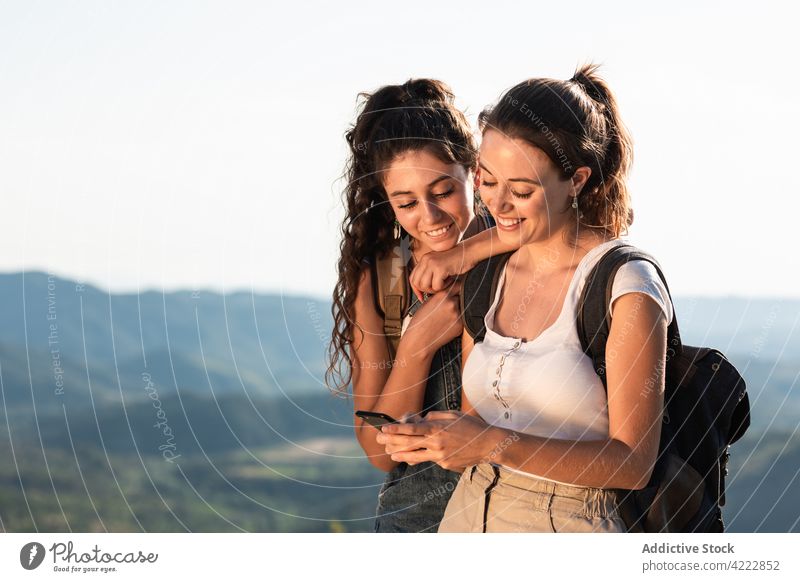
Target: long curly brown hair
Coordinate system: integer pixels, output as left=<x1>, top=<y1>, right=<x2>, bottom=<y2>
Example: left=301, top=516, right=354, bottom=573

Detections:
left=325, top=79, right=477, bottom=396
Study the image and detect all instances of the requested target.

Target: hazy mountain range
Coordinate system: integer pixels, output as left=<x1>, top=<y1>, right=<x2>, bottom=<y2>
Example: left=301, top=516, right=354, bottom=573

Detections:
left=0, top=271, right=797, bottom=532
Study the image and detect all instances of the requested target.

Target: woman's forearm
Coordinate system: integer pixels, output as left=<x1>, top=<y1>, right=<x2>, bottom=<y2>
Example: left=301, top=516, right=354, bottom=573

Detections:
left=379, top=413, right=650, bottom=489
left=489, top=426, right=655, bottom=490
left=460, top=225, right=518, bottom=268
left=371, top=335, right=435, bottom=420
left=355, top=333, right=436, bottom=471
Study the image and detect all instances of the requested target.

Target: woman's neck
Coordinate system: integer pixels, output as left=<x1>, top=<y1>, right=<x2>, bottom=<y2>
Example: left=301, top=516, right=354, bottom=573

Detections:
left=512, top=227, right=610, bottom=276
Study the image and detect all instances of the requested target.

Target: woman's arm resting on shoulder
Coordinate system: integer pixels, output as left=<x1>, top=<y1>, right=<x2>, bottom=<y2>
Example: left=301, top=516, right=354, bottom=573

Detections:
left=460, top=224, right=519, bottom=265
left=410, top=225, right=519, bottom=295
left=381, top=292, right=667, bottom=489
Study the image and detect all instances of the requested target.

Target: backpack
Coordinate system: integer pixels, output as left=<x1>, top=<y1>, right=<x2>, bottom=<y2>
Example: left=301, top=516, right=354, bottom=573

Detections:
left=371, top=208, right=495, bottom=361
left=461, top=243, right=751, bottom=533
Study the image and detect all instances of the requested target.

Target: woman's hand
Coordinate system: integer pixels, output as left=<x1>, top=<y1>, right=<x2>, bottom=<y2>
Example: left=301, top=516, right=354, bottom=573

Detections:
left=403, top=280, right=463, bottom=356
left=397, top=411, right=425, bottom=424
left=375, top=410, right=505, bottom=472
left=410, top=245, right=473, bottom=296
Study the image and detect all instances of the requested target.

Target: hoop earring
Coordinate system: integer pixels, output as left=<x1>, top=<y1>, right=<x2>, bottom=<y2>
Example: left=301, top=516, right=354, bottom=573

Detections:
left=393, top=218, right=401, bottom=240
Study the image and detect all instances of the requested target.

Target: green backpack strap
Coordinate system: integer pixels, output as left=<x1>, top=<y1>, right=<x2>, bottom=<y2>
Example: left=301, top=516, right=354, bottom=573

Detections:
left=371, top=236, right=412, bottom=361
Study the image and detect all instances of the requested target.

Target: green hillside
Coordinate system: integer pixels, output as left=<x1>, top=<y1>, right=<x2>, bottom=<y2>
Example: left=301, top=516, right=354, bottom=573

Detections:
left=0, top=272, right=797, bottom=532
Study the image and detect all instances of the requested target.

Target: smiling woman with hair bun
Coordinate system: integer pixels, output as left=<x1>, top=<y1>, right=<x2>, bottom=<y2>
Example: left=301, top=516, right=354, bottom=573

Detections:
left=377, top=64, right=676, bottom=533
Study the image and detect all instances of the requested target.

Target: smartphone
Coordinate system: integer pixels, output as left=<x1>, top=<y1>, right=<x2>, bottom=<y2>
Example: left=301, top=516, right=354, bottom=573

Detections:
left=355, top=410, right=399, bottom=429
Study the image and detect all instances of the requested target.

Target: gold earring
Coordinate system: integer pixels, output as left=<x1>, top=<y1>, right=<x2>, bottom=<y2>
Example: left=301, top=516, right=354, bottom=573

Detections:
left=393, top=218, right=401, bottom=239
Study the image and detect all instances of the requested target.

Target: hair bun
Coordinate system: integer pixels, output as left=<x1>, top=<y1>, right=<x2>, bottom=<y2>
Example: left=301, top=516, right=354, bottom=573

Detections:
left=569, top=64, right=608, bottom=108
left=360, top=79, right=455, bottom=114
left=400, top=78, right=455, bottom=105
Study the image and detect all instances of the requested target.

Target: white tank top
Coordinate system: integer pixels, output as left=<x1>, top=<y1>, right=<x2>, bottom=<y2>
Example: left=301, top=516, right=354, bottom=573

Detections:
left=462, top=239, right=674, bottom=485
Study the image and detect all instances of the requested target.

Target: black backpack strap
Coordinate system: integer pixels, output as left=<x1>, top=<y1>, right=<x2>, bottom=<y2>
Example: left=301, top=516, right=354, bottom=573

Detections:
left=577, top=244, right=683, bottom=390
left=460, top=251, right=514, bottom=343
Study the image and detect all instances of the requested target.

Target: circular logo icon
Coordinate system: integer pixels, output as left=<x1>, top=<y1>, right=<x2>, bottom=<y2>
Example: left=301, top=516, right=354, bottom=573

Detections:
left=20, top=542, right=46, bottom=570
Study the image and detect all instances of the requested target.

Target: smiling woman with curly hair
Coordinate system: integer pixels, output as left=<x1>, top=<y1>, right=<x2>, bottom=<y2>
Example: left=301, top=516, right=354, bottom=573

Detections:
left=326, top=78, right=513, bottom=532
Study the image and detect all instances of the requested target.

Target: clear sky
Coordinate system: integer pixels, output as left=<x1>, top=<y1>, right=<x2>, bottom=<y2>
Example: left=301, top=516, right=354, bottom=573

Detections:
left=1, top=0, right=797, bottom=299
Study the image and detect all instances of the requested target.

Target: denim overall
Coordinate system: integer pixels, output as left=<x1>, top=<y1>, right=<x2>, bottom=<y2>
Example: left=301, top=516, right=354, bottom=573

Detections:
left=373, top=293, right=463, bottom=533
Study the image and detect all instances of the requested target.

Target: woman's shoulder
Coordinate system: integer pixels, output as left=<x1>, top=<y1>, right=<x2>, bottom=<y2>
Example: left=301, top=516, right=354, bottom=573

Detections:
left=355, top=257, right=377, bottom=309
left=572, top=237, right=673, bottom=324
left=571, top=238, right=627, bottom=281
left=608, top=246, right=674, bottom=324
left=580, top=237, right=665, bottom=278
